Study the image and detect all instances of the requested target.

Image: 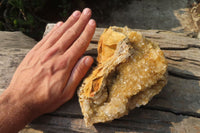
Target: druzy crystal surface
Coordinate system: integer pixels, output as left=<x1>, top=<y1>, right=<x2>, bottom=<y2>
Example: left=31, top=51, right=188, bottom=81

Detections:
left=78, top=26, right=168, bottom=126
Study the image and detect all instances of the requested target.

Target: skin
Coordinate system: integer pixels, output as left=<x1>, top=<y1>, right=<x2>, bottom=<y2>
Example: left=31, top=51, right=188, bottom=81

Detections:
left=0, top=8, right=96, bottom=133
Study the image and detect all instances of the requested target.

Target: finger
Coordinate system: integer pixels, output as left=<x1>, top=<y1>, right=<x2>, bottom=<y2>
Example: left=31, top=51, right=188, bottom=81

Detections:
left=53, top=8, right=92, bottom=53
left=62, top=56, right=93, bottom=101
left=41, top=10, right=81, bottom=50
left=41, top=22, right=63, bottom=44
left=64, top=19, right=96, bottom=68
left=32, top=21, right=63, bottom=51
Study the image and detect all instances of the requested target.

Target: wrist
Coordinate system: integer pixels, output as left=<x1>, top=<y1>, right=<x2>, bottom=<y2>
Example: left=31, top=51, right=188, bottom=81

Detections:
left=0, top=89, right=36, bottom=132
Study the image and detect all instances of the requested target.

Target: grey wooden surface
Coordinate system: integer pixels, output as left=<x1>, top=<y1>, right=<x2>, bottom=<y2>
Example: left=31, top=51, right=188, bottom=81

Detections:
left=0, top=25, right=200, bottom=132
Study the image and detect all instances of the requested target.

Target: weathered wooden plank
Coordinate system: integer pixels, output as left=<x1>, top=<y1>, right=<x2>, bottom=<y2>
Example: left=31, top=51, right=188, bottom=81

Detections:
left=1, top=31, right=199, bottom=114
left=1, top=28, right=200, bottom=133
left=0, top=47, right=29, bottom=91
left=0, top=31, right=36, bottom=49
left=90, top=28, right=200, bottom=50
left=19, top=127, right=43, bottom=133
left=27, top=108, right=200, bottom=133
left=0, top=89, right=4, bottom=95
left=147, top=75, right=200, bottom=114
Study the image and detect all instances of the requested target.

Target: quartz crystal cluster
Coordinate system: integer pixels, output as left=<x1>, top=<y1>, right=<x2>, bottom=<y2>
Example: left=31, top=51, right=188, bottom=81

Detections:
left=78, top=26, right=168, bottom=126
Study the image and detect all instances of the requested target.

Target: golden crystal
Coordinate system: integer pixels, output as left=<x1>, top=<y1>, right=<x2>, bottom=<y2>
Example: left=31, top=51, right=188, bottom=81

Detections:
left=78, top=26, right=168, bottom=126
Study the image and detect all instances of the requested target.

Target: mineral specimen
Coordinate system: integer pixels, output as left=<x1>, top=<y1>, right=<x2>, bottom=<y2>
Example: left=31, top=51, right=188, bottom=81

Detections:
left=78, top=26, right=168, bottom=126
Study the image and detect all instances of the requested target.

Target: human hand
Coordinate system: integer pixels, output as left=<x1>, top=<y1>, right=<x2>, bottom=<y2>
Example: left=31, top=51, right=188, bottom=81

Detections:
left=6, top=8, right=96, bottom=119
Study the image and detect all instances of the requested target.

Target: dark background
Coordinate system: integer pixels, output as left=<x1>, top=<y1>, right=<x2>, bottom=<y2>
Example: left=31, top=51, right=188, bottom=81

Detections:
left=0, top=0, right=131, bottom=41
left=0, top=0, right=199, bottom=41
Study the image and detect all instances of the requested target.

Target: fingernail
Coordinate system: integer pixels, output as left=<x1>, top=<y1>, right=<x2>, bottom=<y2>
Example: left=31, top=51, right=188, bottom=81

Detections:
left=83, top=8, right=91, bottom=15
left=56, top=21, right=63, bottom=27
left=72, top=11, right=81, bottom=18
left=85, top=57, right=93, bottom=67
left=88, top=19, right=96, bottom=26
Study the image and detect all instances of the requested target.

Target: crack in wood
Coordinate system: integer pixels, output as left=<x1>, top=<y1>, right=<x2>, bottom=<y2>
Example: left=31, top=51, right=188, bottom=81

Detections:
left=143, top=106, right=200, bottom=118
left=145, top=36, right=162, bottom=39
left=94, top=121, right=154, bottom=132
left=166, top=56, right=200, bottom=63
left=168, top=70, right=200, bottom=80
left=90, top=41, right=98, bottom=44
left=190, top=62, right=200, bottom=66
left=48, top=112, right=83, bottom=119
left=161, top=44, right=200, bottom=50
left=188, top=44, right=200, bottom=49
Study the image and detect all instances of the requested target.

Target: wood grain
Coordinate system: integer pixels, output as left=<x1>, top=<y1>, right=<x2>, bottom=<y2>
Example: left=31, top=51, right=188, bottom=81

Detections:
left=1, top=25, right=200, bottom=133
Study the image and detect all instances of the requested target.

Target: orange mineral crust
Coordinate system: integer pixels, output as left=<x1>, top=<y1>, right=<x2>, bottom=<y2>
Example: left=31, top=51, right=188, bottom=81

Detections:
left=78, top=26, right=168, bottom=126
